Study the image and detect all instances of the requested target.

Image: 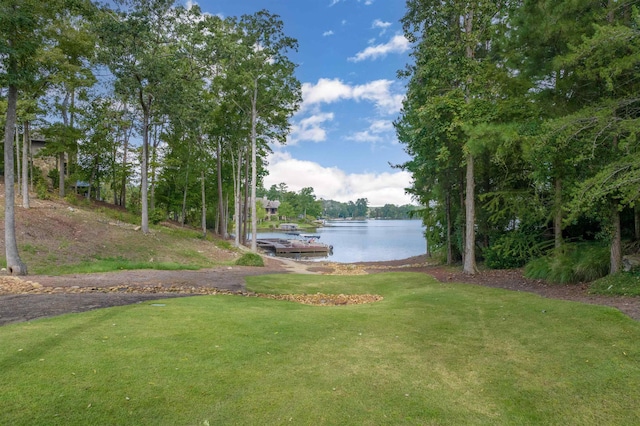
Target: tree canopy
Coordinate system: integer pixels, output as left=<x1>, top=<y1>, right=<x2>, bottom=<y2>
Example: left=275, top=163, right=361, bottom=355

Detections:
left=397, top=0, right=640, bottom=278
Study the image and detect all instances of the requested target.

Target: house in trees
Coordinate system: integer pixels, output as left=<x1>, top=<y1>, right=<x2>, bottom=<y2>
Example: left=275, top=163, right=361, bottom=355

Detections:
left=259, top=197, right=280, bottom=220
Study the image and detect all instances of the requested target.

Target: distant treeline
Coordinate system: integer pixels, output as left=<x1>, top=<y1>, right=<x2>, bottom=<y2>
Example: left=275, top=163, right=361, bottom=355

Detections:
left=260, top=183, right=420, bottom=220
left=322, top=199, right=419, bottom=220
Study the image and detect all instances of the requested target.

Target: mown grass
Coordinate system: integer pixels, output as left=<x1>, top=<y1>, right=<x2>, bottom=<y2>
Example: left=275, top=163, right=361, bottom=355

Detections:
left=1, top=272, right=639, bottom=425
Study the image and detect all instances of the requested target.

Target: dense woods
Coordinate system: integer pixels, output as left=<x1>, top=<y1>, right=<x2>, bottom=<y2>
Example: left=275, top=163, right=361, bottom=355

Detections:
left=396, top=1, right=640, bottom=279
left=1, top=0, right=300, bottom=273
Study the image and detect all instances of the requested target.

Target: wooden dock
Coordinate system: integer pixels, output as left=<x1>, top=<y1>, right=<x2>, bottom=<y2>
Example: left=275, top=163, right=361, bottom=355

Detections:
left=256, top=238, right=332, bottom=255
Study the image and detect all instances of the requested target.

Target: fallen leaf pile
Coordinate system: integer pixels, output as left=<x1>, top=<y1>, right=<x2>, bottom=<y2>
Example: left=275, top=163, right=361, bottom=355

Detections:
left=256, top=292, right=383, bottom=305
left=321, top=263, right=368, bottom=275
left=0, top=277, right=382, bottom=306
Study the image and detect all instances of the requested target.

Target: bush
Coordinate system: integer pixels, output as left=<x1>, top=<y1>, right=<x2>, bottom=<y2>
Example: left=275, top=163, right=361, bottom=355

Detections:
left=484, top=230, right=542, bottom=269
left=149, top=208, right=166, bottom=225
left=235, top=253, right=264, bottom=267
left=64, top=193, right=90, bottom=207
left=215, top=239, right=233, bottom=250
left=524, top=242, right=609, bottom=283
left=36, top=181, right=50, bottom=200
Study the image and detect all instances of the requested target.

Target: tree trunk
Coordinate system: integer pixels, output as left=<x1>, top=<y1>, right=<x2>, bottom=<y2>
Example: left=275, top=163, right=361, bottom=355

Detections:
left=463, top=152, right=478, bottom=274
left=58, top=153, right=66, bottom=197
left=446, top=190, right=452, bottom=265
left=250, top=82, right=259, bottom=252
left=23, top=121, right=30, bottom=207
left=243, top=150, right=249, bottom=245
left=3, top=85, right=27, bottom=275
left=232, top=150, right=241, bottom=247
left=15, top=125, right=21, bottom=196
left=462, top=8, right=478, bottom=275
left=201, top=170, right=207, bottom=238
left=120, top=126, right=130, bottom=207
left=181, top=137, right=191, bottom=226
left=140, top=93, right=150, bottom=234
left=28, top=121, right=34, bottom=192
left=610, top=205, right=622, bottom=274
left=150, top=122, right=161, bottom=212
left=554, top=176, right=563, bottom=249
left=216, top=137, right=227, bottom=238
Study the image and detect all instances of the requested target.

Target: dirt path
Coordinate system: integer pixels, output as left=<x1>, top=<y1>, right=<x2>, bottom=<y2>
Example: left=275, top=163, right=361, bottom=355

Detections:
left=1, top=255, right=639, bottom=325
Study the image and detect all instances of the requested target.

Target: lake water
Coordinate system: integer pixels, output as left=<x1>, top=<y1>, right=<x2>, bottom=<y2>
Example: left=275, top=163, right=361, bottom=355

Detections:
left=257, top=219, right=426, bottom=263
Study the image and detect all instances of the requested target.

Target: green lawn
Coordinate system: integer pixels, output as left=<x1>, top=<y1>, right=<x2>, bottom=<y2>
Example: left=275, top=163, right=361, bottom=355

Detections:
left=1, top=272, right=639, bottom=425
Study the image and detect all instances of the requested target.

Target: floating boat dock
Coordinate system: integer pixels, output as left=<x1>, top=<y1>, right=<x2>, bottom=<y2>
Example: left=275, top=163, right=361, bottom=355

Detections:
left=256, top=238, right=332, bottom=255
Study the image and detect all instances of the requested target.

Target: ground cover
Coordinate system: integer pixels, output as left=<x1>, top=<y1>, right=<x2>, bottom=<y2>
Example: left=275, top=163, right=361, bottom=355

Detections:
left=1, top=272, right=639, bottom=425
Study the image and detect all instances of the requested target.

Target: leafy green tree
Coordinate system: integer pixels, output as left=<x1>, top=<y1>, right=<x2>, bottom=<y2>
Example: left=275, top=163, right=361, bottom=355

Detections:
left=278, top=201, right=295, bottom=221
left=0, top=0, right=92, bottom=274
left=229, top=10, right=301, bottom=251
left=557, top=3, right=640, bottom=274
left=97, top=0, right=183, bottom=234
left=399, top=0, right=514, bottom=273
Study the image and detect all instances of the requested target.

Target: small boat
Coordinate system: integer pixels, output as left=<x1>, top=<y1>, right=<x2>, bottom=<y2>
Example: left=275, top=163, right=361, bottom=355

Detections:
left=300, top=233, right=321, bottom=240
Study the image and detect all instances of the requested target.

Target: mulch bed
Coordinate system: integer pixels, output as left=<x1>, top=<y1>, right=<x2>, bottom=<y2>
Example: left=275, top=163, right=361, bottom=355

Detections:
left=1, top=255, right=639, bottom=325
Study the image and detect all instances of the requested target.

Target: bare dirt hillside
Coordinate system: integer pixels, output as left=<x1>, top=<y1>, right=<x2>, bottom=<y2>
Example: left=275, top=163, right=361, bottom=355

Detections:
left=0, top=190, right=239, bottom=272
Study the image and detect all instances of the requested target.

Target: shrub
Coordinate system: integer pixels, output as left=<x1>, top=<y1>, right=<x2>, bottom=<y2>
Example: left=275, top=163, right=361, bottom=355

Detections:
left=235, top=253, right=264, bottom=267
left=36, top=181, right=50, bottom=200
left=484, top=230, right=542, bottom=269
left=215, top=239, right=233, bottom=250
left=524, top=242, right=609, bottom=283
left=149, top=208, right=166, bottom=225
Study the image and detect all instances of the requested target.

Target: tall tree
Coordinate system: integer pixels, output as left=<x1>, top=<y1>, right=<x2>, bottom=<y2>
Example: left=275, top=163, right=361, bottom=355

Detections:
left=558, top=2, right=640, bottom=274
left=400, top=0, right=513, bottom=273
left=230, top=10, right=301, bottom=251
left=0, top=0, right=66, bottom=275
left=98, top=0, right=181, bottom=234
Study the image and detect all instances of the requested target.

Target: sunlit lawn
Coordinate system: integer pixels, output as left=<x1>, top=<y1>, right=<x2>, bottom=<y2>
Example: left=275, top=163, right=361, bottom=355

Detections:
left=1, top=272, right=639, bottom=425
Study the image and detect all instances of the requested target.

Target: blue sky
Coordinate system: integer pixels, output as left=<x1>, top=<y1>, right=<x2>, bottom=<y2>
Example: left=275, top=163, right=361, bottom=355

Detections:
left=188, top=0, right=413, bottom=206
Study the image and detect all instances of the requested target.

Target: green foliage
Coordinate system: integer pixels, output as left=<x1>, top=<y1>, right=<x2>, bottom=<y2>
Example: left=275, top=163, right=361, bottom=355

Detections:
left=590, top=271, right=640, bottom=297
left=235, top=252, right=264, bottom=267
left=149, top=208, right=166, bottom=225
left=47, top=168, right=59, bottom=189
left=215, top=239, right=233, bottom=250
left=36, top=181, right=50, bottom=200
left=484, top=229, right=544, bottom=269
left=64, top=193, right=88, bottom=207
left=525, top=243, right=610, bottom=284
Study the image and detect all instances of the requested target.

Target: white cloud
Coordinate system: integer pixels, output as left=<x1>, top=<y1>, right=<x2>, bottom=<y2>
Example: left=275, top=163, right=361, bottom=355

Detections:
left=351, top=80, right=404, bottom=114
left=329, top=0, right=343, bottom=6
left=323, top=30, right=334, bottom=37
left=369, top=119, right=394, bottom=133
left=346, top=131, right=383, bottom=143
left=301, top=78, right=353, bottom=107
left=346, top=119, right=394, bottom=143
left=348, top=34, right=410, bottom=62
left=301, top=78, right=403, bottom=115
left=372, top=19, right=391, bottom=35
left=264, top=152, right=414, bottom=206
left=289, top=112, right=334, bottom=144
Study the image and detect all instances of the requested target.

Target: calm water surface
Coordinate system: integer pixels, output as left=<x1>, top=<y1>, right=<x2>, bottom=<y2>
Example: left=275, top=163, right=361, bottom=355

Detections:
left=258, top=219, right=426, bottom=263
